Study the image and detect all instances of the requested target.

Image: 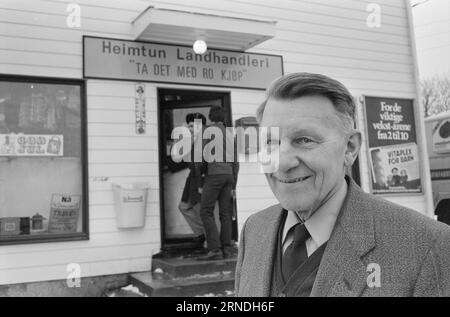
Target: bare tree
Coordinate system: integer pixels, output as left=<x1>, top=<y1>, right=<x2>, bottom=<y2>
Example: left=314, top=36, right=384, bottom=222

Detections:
left=421, top=75, right=450, bottom=117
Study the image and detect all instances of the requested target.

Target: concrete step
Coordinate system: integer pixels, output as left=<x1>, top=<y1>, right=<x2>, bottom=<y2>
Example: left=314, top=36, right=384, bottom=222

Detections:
left=152, top=256, right=237, bottom=279
left=130, top=271, right=235, bottom=297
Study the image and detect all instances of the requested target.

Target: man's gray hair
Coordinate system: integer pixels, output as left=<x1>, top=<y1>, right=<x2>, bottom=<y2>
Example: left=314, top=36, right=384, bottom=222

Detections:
left=256, top=73, right=356, bottom=133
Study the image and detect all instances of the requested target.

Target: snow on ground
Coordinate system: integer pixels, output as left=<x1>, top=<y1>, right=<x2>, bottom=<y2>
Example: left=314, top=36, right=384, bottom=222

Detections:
left=121, top=284, right=147, bottom=297
left=104, top=284, right=147, bottom=297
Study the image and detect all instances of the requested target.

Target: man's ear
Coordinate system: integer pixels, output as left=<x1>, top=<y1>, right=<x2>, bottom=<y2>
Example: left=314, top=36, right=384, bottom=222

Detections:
left=344, top=130, right=362, bottom=167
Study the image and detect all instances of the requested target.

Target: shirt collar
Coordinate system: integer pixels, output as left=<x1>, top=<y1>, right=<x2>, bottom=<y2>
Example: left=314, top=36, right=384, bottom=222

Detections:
left=282, top=179, right=348, bottom=247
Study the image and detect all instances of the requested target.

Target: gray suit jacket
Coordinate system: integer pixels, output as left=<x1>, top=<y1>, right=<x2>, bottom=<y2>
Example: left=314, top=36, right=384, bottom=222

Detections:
left=235, top=178, right=450, bottom=297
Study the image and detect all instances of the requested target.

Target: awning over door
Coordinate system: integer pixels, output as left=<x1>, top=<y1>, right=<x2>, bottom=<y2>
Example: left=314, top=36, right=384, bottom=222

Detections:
left=132, top=7, right=277, bottom=51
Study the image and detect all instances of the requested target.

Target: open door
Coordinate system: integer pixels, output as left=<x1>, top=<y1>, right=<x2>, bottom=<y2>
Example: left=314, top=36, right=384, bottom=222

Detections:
left=157, top=88, right=238, bottom=252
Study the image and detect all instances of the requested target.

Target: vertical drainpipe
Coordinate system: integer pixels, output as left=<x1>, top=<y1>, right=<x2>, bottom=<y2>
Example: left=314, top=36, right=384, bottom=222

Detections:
left=405, top=0, right=435, bottom=218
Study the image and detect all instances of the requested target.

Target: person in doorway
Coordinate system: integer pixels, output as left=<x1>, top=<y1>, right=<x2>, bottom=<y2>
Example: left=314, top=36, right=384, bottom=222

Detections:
left=171, top=113, right=207, bottom=248
left=197, top=106, right=239, bottom=260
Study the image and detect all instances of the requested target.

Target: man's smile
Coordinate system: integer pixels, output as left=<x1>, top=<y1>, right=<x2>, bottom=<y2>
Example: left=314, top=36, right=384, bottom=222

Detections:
left=271, top=175, right=312, bottom=184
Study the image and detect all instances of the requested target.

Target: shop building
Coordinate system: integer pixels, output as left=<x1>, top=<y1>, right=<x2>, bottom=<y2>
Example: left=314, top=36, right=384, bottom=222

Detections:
left=0, top=0, right=433, bottom=290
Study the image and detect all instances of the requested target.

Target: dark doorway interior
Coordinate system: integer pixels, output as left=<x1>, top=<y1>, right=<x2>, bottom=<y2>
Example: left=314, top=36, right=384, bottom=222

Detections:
left=157, top=88, right=238, bottom=253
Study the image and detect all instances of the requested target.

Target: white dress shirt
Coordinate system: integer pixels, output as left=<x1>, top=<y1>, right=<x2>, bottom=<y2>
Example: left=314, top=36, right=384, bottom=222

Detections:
left=282, top=180, right=348, bottom=256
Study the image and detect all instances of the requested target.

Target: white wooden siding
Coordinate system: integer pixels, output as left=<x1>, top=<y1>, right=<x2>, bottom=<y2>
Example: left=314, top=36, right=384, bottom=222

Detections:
left=0, top=0, right=429, bottom=285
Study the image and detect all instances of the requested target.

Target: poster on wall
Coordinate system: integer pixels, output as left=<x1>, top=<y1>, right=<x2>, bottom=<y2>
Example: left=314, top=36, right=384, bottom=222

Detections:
left=364, top=96, right=422, bottom=194
left=48, top=194, right=81, bottom=233
left=0, top=134, right=63, bottom=156
left=135, top=83, right=146, bottom=134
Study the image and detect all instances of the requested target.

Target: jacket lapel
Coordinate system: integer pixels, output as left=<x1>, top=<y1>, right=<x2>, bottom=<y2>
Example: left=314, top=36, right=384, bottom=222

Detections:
left=247, top=205, right=284, bottom=297
left=311, top=178, right=376, bottom=297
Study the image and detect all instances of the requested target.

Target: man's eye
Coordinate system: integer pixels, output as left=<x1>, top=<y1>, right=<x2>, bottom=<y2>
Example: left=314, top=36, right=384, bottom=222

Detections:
left=294, top=137, right=314, bottom=144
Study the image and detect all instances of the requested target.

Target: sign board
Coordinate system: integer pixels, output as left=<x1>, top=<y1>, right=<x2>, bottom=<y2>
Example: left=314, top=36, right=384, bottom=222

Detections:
left=0, top=134, right=63, bottom=156
left=48, top=194, right=81, bottom=233
left=364, top=96, right=422, bottom=194
left=83, top=36, right=283, bottom=90
left=432, top=119, right=450, bottom=154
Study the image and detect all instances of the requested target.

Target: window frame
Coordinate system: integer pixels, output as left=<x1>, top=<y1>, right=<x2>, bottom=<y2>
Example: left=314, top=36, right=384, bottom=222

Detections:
left=0, top=74, right=89, bottom=246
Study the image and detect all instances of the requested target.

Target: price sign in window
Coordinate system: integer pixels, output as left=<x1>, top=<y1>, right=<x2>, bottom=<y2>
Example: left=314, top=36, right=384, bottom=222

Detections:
left=0, top=76, right=88, bottom=244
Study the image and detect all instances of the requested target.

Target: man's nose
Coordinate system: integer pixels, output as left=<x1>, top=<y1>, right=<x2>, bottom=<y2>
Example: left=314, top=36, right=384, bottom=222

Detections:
left=277, top=141, right=300, bottom=173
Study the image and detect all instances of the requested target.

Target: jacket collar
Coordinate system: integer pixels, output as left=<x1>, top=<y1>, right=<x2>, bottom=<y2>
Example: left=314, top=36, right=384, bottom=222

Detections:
left=311, top=176, right=376, bottom=296
left=252, top=205, right=285, bottom=297
left=336, top=176, right=376, bottom=257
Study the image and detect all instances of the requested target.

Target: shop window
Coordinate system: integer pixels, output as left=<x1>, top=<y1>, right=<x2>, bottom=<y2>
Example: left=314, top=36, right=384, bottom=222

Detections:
left=0, top=76, right=88, bottom=245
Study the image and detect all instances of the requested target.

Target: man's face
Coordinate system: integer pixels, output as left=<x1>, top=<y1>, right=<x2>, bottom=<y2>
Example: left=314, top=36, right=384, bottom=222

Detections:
left=261, top=95, right=350, bottom=213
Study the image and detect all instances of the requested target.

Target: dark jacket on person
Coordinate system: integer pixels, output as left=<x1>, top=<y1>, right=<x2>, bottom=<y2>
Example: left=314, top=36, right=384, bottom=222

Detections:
left=202, top=122, right=239, bottom=188
left=180, top=135, right=204, bottom=205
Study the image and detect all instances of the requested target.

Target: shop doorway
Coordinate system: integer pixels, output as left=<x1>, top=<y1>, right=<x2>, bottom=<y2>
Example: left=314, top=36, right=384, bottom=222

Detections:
left=157, top=88, right=238, bottom=252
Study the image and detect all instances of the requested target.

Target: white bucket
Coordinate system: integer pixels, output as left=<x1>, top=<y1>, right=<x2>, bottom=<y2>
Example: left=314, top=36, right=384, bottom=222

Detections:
left=112, top=183, right=149, bottom=229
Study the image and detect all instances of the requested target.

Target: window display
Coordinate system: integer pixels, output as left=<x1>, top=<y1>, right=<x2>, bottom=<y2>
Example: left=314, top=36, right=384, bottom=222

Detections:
left=0, top=76, right=87, bottom=244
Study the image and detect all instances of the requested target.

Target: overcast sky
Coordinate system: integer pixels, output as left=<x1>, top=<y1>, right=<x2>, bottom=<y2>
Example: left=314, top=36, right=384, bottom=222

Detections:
left=412, top=0, right=450, bottom=79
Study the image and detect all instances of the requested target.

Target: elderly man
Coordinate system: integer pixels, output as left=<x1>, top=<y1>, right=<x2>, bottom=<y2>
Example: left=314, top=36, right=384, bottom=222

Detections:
left=235, top=73, right=450, bottom=297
